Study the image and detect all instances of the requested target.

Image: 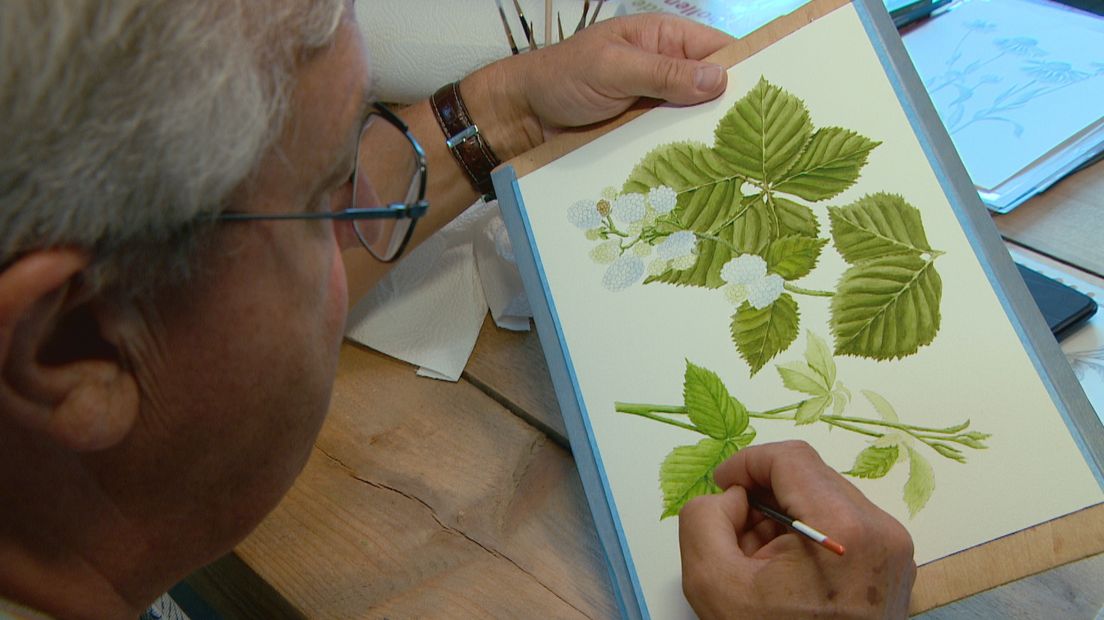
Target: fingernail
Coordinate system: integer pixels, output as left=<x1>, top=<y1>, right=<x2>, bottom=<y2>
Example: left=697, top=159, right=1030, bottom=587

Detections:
left=695, top=64, right=724, bottom=92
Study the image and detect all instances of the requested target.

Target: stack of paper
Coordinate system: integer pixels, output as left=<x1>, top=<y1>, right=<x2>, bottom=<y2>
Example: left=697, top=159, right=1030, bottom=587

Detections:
left=902, top=0, right=1104, bottom=213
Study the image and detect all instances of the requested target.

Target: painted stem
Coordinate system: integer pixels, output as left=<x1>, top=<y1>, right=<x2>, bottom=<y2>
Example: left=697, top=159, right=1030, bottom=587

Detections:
left=615, top=402, right=688, bottom=415
left=616, top=401, right=973, bottom=439
left=617, top=407, right=700, bottom=434
left=757, top=403, right=801, bottom=416
left=823, top=418, right=883, bottom=439
left=783, top=282, right=835, bottom=298
left=821, top=414, right=969, bottom=435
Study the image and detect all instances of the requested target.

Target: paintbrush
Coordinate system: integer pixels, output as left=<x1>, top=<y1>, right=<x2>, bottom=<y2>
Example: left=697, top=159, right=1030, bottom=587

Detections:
left=493, top=0, right=520, bottom=54
left=589, top=0, right=605, bottom=26
left=575, top=0, right=590, bottom=34
left=511, top=0, right=537, bottom=50
left=749, top=498, right=846, bottom=556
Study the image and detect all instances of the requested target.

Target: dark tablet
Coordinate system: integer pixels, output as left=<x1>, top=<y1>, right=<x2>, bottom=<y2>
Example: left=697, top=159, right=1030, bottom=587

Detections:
left=1017, top=263, right=1099, bottom=341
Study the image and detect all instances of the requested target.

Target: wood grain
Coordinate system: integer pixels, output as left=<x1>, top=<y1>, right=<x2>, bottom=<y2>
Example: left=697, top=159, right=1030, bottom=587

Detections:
left=224, top=343, right=615, bottom=618
left=995, top=160, right=1104, bottom=278
left=910, top=504, right=1104, bottom=613
left=464, top=316, right=566, bottom=446
left=917, top=551, right=1104, bottom=619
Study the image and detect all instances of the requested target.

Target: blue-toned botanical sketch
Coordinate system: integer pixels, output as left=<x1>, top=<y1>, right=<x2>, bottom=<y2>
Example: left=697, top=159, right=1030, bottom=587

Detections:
left=922, top=21, right=1104, bottom=138
left=901, top=0, right=1104, bottom=190
left=1069, top=347, right=1104, bottom=382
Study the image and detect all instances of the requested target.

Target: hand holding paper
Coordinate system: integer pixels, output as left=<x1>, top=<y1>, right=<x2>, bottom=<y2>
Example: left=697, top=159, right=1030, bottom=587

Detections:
left=462, top=12, right=735, bottom=163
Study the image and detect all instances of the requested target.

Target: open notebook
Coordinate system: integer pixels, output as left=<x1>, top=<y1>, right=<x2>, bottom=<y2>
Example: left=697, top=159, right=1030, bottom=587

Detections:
left=492, top=0, right=1104, bottom=616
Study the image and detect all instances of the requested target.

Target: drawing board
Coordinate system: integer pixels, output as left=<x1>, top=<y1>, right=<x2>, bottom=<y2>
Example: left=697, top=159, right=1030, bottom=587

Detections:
left=493, top=0, right=1104, bottom=616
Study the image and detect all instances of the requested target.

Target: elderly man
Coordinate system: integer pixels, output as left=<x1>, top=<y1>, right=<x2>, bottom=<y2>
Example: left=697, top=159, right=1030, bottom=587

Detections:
left=0, top=1, right=915, bottom=618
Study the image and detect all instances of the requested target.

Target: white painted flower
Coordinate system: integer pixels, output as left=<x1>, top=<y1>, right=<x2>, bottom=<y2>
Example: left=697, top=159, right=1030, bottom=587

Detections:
left=648, top=185, right=678, bottom=215
left=568, top=199, right=603, bottom=229
left=719, top=254, right=784, bottom=308
left=602, top=254, right=645, bottom=291
left=746, top=274, right=785, bottom=309
left=612, top=193, right=647, bottom=224
left=720, top=254, right=768, bottom=285
left=671, top=254, right=697, bottom=270
left=584, top=228, right=602, bottom=241
left=600, top=186, right=620, bottom=201
left=647, top=258, right=670, bottom=277
left=589, top=240, right=620, bottom=265
left=724, top=283, right=749, bottom=306
left=633, top=242, right=653, bottom=257
left=656, top=230, right=697, bottom=260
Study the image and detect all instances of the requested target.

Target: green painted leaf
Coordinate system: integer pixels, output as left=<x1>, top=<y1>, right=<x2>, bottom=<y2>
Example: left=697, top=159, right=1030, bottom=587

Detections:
left=645, top=236, right=730, bottom=288
left=774, top=196, right=820, bottom=239
left=731, top=294, right=800, bottom=375
left=829, top=193, right=934, bottom=264
left=728, top=195, right=777, bottom=255
left=714, top=77, right=812, bottom=184
left=862, top=390, right=900, bottom=423
left=732, top=428, right=757, bottom=449
left=776, top=361, right=829, bottom=396
left=765, top=236, right=828, bottom=280
left=676, top=179, right=747, bottom=234
left=795, top=394, right=831, bottom=424
left=623, top=141, right=742, bottom=194
left=775, top=127, right=880, bottom=201
left=931, top=443, right=966, bottom=463
left=645, top=192, right=773, bottom=288
left=831, top=254, right=942, bottom=359
left=903, top=446, right=935, bottom=517
left=955, top=432, right=990, bottom=449
left=659, top=437, right=739, bottom=519
left=846, top=445, right=900, bottom=478
left=832, top=392, right=848, bottom=416
left=804, top=330, right=836, bottom=387
left=683, top=361, right=750, bottom=440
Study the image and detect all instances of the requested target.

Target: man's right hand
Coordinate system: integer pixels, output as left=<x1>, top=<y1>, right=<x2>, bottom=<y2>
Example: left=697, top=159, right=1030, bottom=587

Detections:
left=678, top=440, right=916, bottom=619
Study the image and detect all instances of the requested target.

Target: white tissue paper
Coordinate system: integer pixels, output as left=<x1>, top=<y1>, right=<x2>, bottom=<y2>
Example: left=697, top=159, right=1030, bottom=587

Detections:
left=345, top=200, right=531, bottom=381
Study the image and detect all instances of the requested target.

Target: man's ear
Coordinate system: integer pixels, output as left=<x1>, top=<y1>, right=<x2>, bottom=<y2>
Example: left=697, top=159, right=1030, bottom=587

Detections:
left=0, top=249, right=140, bottom=452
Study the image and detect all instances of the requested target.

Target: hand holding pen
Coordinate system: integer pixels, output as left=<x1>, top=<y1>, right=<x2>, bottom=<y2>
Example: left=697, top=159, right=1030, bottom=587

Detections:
left=678, top=440, right=916, bottom=619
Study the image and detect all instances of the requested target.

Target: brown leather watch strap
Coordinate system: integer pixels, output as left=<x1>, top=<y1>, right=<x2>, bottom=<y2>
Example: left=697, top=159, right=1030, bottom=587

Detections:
left=430, top=81, right=501, bottom=198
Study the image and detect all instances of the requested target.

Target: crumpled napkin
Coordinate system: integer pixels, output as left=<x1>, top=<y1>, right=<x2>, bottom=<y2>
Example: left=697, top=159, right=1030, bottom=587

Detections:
left=345, top=200, right=531, bottom=381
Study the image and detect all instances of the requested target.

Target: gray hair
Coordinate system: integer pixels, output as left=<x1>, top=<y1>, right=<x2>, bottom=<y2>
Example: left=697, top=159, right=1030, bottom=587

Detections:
left=0, top=0, right=345, bottom=295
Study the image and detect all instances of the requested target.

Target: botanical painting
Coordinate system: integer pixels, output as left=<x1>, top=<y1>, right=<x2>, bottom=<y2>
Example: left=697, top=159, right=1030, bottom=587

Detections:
left=565, top=76, right=986, bottom=518
left=512, top=4, right=1103, bottom=617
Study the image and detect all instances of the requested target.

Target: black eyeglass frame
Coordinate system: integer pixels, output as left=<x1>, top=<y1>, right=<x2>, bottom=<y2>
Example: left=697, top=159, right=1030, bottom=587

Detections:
left=217, top=102, right=429, bottom=263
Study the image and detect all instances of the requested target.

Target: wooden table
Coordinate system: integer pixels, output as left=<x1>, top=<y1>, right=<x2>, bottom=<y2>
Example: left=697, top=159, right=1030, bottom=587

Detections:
left=188, top=160, right=1104, bottom=618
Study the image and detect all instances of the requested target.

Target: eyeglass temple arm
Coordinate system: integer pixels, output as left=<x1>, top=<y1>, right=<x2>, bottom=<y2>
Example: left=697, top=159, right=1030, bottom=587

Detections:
left=218, top=203, right=428, bottom=222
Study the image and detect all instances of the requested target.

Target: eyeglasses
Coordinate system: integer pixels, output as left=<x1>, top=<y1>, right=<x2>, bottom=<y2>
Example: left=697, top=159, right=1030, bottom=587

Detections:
left=217, top=102, right=428, bottom=262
